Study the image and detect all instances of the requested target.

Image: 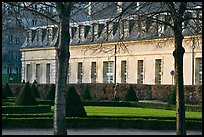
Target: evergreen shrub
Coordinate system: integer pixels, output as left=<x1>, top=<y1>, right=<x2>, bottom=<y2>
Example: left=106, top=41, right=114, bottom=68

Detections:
left=44, top=84, right=55, bottom=100
left=31, top=84, right=41, bottom=98
left=168, top=87, right=176, bottom=105
left=82, top=85, right=92, bottom=100
left=3, top=83, right=14, bottom=98
left=15, top=82, right=37, bottom=106
left=123, top=84, right=139, bottom=102
left=66, top=86, right=87, bottom=117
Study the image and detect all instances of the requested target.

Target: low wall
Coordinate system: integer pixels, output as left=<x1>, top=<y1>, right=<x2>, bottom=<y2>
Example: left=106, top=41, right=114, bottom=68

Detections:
left=6, top=83, right=202, bottom=105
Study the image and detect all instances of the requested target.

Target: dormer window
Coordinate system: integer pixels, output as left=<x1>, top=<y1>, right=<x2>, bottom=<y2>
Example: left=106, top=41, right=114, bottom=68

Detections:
left=84, top=25, right=90, bottom=39
left=113, top=22, right=119, bottom=35
left=71, top=27, right=77, bottom=39
left=98, top=24, right=105, bottom=38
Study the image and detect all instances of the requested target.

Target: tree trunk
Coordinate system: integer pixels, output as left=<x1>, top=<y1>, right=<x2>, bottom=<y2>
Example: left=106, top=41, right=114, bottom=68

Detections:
left=54, top=2, right=71, bottom=135
left=173, top=21, right=186, bottom=136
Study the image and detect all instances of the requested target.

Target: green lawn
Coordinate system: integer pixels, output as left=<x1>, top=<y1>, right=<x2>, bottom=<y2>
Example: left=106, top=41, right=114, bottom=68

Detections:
left=85, top=106, right=202, bottom=119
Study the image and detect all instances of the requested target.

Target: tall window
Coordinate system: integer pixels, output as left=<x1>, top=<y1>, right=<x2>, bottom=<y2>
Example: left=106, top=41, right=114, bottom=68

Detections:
left=195, top=58, right=202, bottom=85
left=137, top=60, right=144, bottom=84
left=77, top=62, right=83, bottom=83
left=9, top=35, right=13, bottom=44
left=103, top=61, right=114, bottom=83
left=155, top=59, right=162, bottom=84
left=26, top=64, right=31, bottom=82
left=91, top=62, right=97, bottom=83
left=36, top=64, right=40, bottom=83
left=121, top=60, right=127, bottom=83
left=46, top=63, right=50, bottom=84
left=67, top=63, right=70, bottom=83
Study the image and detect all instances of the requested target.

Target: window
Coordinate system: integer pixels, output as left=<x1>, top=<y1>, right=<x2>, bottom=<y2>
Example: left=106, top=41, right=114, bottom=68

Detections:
left=129, top=20, right=135, bottom=34
left=9, top=35, right=13, bottom=44
left=36, top=64, right=40, bottom=83
left=98, top=24, right=105, bottom=38
left=46, top=63, right=50, bottom=84
left=113, top=22, right=119, bottom=35
left=155, top=59, right=162, bottom=84
left=146, top=16, right=152, bottom=31
left=91, top=62, right=97, bottom=83
left=32, top=19, right=37, bottom=26
left=103, top=61, right=114, bottom=83
left=16, top=37, right=19, bottom=44
left=137, top=60, right=144, bottom=84
left=123, top=20, right=129, bottom=39
left=77, top=62, right=83, bottom=83
left=67, top=63, right=70, bottom=83
left=121, top=61, right=127, bottom=83
left=71, top=27, right=77, bottom=39
left=84, top=26, right=90, bottom=38
left=26, top=64, right=31, bottom=82
left=195, top=58, right=202, bottom=85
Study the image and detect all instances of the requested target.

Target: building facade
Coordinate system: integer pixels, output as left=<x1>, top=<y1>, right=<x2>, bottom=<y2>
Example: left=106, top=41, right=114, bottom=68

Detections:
left=20, top=25, right=202, bottom=85
left=20, top=2, right=202, bottom=85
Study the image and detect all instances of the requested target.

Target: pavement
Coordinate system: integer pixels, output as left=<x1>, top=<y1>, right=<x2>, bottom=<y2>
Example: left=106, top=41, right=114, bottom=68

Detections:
left=2, top=128, right=202, bottom=135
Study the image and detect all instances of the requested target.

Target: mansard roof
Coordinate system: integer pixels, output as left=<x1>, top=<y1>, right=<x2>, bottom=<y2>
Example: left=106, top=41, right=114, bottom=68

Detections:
left=21, top=2, right=202, bottom=49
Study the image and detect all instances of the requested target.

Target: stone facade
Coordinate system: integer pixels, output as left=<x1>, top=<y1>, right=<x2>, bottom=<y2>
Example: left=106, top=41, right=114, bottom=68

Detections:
left=20, top=24, right=202, bottom=85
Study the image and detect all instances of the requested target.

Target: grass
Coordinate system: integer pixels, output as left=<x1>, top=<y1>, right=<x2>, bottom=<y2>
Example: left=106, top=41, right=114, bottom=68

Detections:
left=84, top=106, right=202, bottom=119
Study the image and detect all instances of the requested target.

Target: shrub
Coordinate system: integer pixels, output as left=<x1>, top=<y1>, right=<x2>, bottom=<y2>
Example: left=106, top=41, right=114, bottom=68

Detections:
left=3, top=83, right=14, bottom=98
left=31, top=84, right=41, bottom=98
left=66, top=86, right=87, bottom=117
left=15, top=82, right=38, bottom=106
left=168, top=87, right=176, bottom=105
left=123, top=84, right=139, bottom=102
left=44, top=84, right=55, bottom=100
left=82, top=85, right=92, bottom=100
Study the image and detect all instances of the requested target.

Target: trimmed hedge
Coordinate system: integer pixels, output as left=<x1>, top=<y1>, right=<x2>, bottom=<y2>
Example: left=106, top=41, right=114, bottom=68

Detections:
left=2, top=105, right=51, bottom=114
left=15, top=82, right=38, bottom=106
left=2, top=117, right=202, bottom=130
left=66, top=86, right=87, bottom=117
left=82, top=85, right=92, bottom=100
left=44, top=84, right=55, bottom=100
left=123, top=84, right=139, bottom=102
left=3, top=83, right=14, bottom=98
left=31, top=84, right=41, bottom=98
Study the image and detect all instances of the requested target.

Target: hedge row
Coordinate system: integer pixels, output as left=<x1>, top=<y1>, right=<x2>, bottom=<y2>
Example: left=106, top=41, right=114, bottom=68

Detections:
left=7, top=83, right=202, bottom=105
left=2, top=117, right=202, bottom=130
left=2, top=114, right=201, bottom=122
left=2, top=105, right=51, bottom=114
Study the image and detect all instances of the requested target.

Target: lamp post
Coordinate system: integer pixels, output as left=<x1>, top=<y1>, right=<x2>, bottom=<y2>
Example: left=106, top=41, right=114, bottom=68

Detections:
left=113, top=44, right=118, bottom=101
left=192, top=37, right=195, bottom=85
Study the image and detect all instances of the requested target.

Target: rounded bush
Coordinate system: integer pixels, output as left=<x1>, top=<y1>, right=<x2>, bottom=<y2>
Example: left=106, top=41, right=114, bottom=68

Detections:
left=15, top=82, right=38, bottom=106
left=44, top=84, right=55, bottom=100
left=31, top=84, right=41, bottom=98
left=168, top=87, right=176, bottom=105
left=66, top=86, right=87, bottom=117
left=123, top=84, right=139, bottom=102
left=3, top=83, right=14, bottom=98
left=82, top=85, right=92, bottom=100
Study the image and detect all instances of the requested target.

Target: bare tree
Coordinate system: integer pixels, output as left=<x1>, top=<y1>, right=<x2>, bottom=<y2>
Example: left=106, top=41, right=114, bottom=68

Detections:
left=80, top=2, right=202, bottom=135
left=2, top=2, right=202, bottom=135
left=114, top=2, right=202, bottom=135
